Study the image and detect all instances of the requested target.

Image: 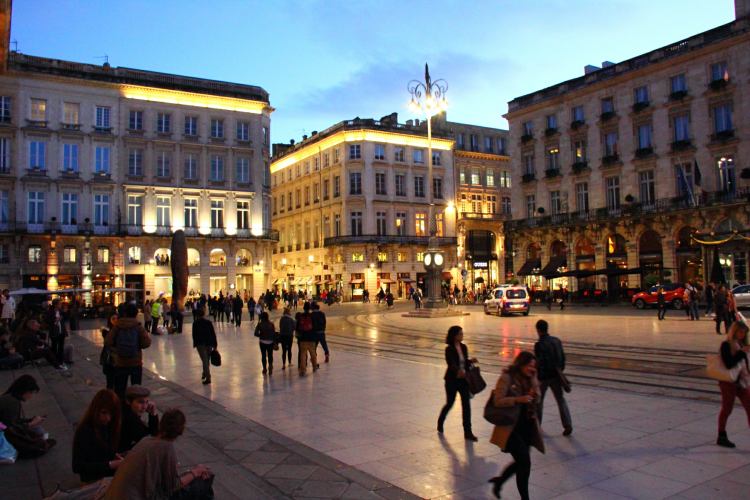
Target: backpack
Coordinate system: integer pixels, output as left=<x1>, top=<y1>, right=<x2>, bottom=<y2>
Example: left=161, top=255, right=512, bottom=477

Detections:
left=114, top=326, right=140, bottom=359
left=298, top=314, right=313, bottom=333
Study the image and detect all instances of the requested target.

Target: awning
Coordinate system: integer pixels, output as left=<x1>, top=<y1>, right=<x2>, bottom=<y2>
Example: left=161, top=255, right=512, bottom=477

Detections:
left=541, top=256, right=568, bottom=278
left=349, top=279, right=364, bottom=284
left=399, top=278, right=414, bottom=282
left=380, top=278, right=395, bottom=284
left=517, top=259, right=542, bottom=276
left=475, top=276, right=485, bottom=284
left=314, top=280, right=324, bottom=285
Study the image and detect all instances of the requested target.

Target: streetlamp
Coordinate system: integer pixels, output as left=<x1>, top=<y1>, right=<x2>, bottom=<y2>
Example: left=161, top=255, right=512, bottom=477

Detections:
left=408, top=64, right=448, bottom=309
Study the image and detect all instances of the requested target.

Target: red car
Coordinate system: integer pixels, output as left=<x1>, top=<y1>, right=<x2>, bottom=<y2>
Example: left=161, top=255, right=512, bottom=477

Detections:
left=631, top=284, right=685, bottom=309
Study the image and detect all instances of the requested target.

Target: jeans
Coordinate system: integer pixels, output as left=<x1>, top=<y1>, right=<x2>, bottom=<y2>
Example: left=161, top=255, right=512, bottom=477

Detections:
left=298, top=341, right=317, bottom=374
left=718, top=381, right=750, bottom=432
left=437, top=379, right=472, bottom=434
left=196, top=345, right=212, bottom=380
left=716, top=308, right=730, bottom=333
left=113, top=365, right=143, bottom=397
left=151, top=317, right=160, bottom=335
left=259, top=342, right=274, bottom=371
left=497, top=430, right=531, bottom=500
left=538, top=377, right=572, bottom=430
left=705, top=299, right=713, bottom=316
left=50, top=335, right=65, bottom=364
left=658, top=304, right=666, bottom=320
left=234, top=311, right=242, bottom=327
left=280, top=337, right=293, bottom=365
left=316, top=332, right=329, bottom=355
left=689, top=301, right=699, bottom=320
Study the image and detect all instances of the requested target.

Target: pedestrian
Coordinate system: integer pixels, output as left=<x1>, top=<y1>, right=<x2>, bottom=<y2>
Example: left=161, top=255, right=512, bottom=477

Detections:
left=233, top=294, right=243, bottom=327
left=533, top=319, right=572, bottom=435
left=437, top=326, right=478, bottom=441
left=295, top=302, right=317, bottom=376
left=192, top=308, right=217, bottom=385
left=254, top=301, right=263, bottom=321
left=657, top=287, right=667, bottom=321
left=715, top=285, right=730, bottom=335
left=105, top=302, right=151, bottom=398
left=488, top=351, right=544, bottom=500
left=254, top=311, right=276, bottom=375
left=150, top=298, right=162, bottom=336
left=311, top=302, right=329, bottom=363
left=247, top=296, right=256, bottom=322
left=559, top=285, right=566, bottom=310
left=716, top=321, right=750, bottom=448
left=119, top=385, right=159, bottom=453
left=170, top=301, right=183, bottom=333
left=688, top=283, right=699, bottom=321
left=216, top=293, right=225, bottom=323
left=546, top=289, right=553, bottom=311
left=1, top=289, right=15, bottom=327
left=279, top=307, right=295, bottom=370
left=72, top=389, right=123, bottom=483
left=100, top=314, right=118, bottom=390
left=705, top=282, right=715, bottom=317
left=45, top=299, right=67, bottom=365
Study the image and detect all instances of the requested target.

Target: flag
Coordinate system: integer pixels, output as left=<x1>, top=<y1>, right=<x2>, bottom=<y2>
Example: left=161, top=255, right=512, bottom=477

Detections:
left=694, top=160, right=702, bottom=186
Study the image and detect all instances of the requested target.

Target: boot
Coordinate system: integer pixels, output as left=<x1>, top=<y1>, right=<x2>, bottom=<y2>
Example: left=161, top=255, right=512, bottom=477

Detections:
left=717, top=431, right=736, bottom=448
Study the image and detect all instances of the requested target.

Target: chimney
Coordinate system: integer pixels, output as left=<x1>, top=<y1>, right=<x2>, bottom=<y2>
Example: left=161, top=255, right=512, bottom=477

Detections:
left=584, top=64, right=600, bottom=75
left=601, top=61, right=615, bottom=68
left=737, top=0, right=750, bottom=19
left=406, top=119, right=413, bottom=126
left=302, top=134, right=308, bottom=140
left=0, top=0, right=12, bottom=74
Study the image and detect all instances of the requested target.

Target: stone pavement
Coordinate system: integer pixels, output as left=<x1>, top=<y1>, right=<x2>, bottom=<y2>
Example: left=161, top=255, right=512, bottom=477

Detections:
left=75, top=313, right=750, bottom=500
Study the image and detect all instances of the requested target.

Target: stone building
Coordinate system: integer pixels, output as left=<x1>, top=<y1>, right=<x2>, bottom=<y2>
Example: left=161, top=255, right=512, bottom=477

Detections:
left=270, top=114, right=457, bottom=301
left=505, top=2, right=750, bottom=298
left=0, top=51, right=276, bottom=304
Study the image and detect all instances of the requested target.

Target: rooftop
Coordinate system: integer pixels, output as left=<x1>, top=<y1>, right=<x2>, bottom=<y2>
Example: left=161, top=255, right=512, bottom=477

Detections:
left=7, top=52, right=270, bottom=103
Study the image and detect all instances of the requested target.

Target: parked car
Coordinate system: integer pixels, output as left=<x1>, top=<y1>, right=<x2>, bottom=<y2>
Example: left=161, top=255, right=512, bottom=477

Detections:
left=484, top=286, right=530, bottom=316
left=732, top=284, right=750, bottom=309
left=631, top=283, right=685, bottom=310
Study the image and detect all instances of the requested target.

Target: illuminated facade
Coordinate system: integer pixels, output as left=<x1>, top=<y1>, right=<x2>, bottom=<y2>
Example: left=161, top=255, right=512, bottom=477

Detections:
left=270, top=114, right=458, bottom=301
left=0, top=52, right=276, bottom=303
left=505, top=5, right=750, bottom=298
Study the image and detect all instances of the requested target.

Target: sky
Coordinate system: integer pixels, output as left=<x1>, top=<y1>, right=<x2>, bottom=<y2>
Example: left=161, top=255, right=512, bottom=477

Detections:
left=11, top=0, right=735, bottom=145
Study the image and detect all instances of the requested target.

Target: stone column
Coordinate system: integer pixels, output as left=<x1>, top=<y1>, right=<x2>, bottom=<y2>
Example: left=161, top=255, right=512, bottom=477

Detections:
left=626, top=242, right=640, bottom=288
left=663, top=240, right=676, bottom=284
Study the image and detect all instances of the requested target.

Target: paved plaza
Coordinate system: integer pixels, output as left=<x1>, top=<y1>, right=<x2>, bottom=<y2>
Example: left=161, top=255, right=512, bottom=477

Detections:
left=62, top=303, right=750, bottom=499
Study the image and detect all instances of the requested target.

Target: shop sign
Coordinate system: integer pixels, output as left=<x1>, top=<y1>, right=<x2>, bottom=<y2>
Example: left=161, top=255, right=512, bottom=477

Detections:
left=473, top=261, right=488, bottom=269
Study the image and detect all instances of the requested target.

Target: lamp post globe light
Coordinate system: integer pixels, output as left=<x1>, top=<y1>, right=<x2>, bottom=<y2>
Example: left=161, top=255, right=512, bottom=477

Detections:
left=408, top=64, right=448, bottom=309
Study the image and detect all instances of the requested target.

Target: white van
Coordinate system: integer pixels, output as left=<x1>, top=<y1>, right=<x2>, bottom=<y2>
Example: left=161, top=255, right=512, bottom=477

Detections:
left=483, top=286, right=530, bottom=316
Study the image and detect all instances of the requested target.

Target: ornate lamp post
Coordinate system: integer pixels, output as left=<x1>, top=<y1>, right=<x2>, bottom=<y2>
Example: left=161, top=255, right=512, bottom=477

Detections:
left=408, top=64, right=448, bottom=309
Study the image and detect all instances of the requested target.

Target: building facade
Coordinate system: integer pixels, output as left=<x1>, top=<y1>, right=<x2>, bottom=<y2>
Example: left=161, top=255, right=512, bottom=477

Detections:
left=506, top=6, right=750, bottom=298
left=0, top=52, right=276, bottom=304
left=270, top=114, right=457, bottom=301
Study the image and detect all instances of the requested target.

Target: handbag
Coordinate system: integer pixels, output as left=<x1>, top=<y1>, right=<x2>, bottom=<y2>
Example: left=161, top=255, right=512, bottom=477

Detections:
left=705, top=353, right=742, bottom=382
left=465, top=364, right=487, bottom=395
left=4, top=424, right=48, bottom=459
left=210, top=349, right=222, bottom=367
left=483, top=391, right=520, bottom=426
left=0, top=428, right=18, bottom=464
left=557, top=368, right=572, bottom=393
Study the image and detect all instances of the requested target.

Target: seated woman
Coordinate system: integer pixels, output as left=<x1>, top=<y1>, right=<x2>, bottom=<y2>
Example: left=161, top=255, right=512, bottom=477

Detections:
left=0, top=328, right=24, bottom=369
left=119, top=385, right=159, bottom=453
left=0, top=374, right=56, bottom=457
left=105, top=408, right=213, bottom=500
left=72, top=389, right=123, bottom=483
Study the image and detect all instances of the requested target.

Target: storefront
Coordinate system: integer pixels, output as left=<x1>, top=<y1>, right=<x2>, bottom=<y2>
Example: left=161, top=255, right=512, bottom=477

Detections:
left=606, top=234, right=628, bottom=297
left=542, top=240, right=569, bottom=291
left=465, top=230, right=498, bottom=290
left=639, top=230, right=663, bottom=288
left=397, top=273, right=412, bottom=298
left=675, top=227, right=702, bottom=284
left=518, top=242, right=542, bottom=292
left=575, top=238, right=596, bottom=290
left=349, top=274, right=364, bottom=301
left=378, top=273, right=393, bottom=293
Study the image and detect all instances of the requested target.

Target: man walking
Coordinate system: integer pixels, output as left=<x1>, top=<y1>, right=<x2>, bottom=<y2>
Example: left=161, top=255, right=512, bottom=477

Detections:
left=192, top=308, right=217, bottom=385
left=534, top=319, right=572, bottom=436
left=106, top=302, right=151, bottom=397
left=233, top=293, right=244, bottom=327
left=295, top=302, right=317, bottom=375
left=311, top=302, right=329, bottom=363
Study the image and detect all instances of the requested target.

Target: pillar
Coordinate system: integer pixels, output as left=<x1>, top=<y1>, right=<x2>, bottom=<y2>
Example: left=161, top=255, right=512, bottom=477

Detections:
left=626, top=242, right=639, bottom=289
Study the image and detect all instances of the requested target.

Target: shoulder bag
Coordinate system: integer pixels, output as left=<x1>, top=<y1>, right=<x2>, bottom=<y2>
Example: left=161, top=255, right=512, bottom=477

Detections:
left=483, top=390, right=520, bottom=426
left=465, top=364, right=487, bottom=395
left=705, top=353, right=743, bottom=382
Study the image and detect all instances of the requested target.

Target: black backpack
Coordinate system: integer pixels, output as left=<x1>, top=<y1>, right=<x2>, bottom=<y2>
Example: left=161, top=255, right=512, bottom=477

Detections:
left=114, top=326, right=140, bottom=358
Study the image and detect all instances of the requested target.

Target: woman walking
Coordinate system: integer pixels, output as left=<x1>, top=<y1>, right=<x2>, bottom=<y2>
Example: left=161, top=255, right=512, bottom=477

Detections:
left=716, top=321, right=750, bottom=448
left=437, top=326, right=478, bottom=441
left=254, top=312, right=277, bottom=374
left=488, top=351, right=545, bottom=500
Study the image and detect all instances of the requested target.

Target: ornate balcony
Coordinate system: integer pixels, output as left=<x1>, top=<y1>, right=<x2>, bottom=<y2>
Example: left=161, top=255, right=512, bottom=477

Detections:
left=324, top=234, right=456, bottom=246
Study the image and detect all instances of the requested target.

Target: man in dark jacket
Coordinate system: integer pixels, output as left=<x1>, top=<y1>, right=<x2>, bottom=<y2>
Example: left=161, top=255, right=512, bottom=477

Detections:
left=311, top=302, right=329, bottom=363
left=232, top=294, right=244, bottom=327
left=192, top=308, right=217, bottom=384
left=295, top=302, right=317, bottom=375
left=119, top=385, right=159, bottom=452
left=105, top=302, right=152, bottom=397
left=534, top=319, right=572, bottom=436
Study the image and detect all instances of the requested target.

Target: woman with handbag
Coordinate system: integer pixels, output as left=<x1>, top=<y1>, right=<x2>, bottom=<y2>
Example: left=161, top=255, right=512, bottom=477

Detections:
left=437, top=326, right=478, bottom=442
left=716, top=321, right=750, bottom=448
left=488, top=351, right=545, bottom=500
left=192, top=308, right=217, bottom=385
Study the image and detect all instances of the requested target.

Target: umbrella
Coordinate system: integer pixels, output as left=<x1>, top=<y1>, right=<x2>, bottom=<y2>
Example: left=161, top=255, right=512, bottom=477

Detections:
left=710, top=249, right=726, bottom=285
left=99, top=288, right=142, bottom=293
left=9, top=288, right=53, bottom=296
left=54, top=288, right=92, bottom=294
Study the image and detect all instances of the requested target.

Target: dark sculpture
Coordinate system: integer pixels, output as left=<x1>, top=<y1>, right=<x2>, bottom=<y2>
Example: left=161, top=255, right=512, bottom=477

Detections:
left=170, top=229, right=188, bottom=310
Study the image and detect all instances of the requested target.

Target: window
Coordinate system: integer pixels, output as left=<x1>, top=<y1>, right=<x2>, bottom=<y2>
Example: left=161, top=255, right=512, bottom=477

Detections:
left=550, top=191, right=561, bottom=214
left=28, top=245, right=42, bottom=263
left=0, top=190, right=8, bottom=223
left=395, top=212, right=406, bottom=236
left=413, top=149, right=424, bottom=164
left=63, top=102, right=79, bottom=125
left=470, top=134, right=479, bottom=151
left=605, top=176, right=621, bottom=210
left=433, top=177, right=443, bottom=199
left=499, top=171, right=511, bottom=188
left=436, top=214, right=444, bottom=236
left=601, top=97, right=615, bottom=114
left=27, top=192, right=44, bottom=224
left=29, top=141, right=46, bottom=169
left=486, top=195, right=497, bottom=214
left=352, top=252, right=364, bottom=263
left=304, top=186, right=310, bottom=205
left=295, top=189, right=301, bottom=208
left=414, top=176, right=425, bottom=197
left=61, top=193, right=78, bottom=225
left=711, top=61, right=729, bottom=82
left=502, top=197, right=511, bottom=214
left=97, top=247, right=109, bottom=264
left=604, top=132, right=618, bottom=156
left=184, top=116, right=198, bottom=136
left=456, top=134, right=464, bottom=149
left=486, top=169, right=495, bottom=187
left=471, top=194, right=482, bottom=213
left=210, top=200, right=224, bottom=228
left=262, top=126, right=268, bottom=145
left=546, top=114, right=557, bottom=130
left=546, top=147, right=560, bottom=170
left=129, top=110, right=143, bottom=130
left=210, top=119, right=224, bottom=138
left=128, top=246, right=142, bottom=264
left=376, top=211, right=387, bottom=236
left=497, top=137, right=508, bottom=155
left=634, top=86, right=649, bottom=104
left=322, top=153, right=329, bottom=167
left=333, top=148, right=340, bottom=163
left=305, top=161, right=311, bottom=174
left=0, top=96, right=11, bottom=123
left=70, top=247, right=83, bottom=265
left=415, top=212, right=426, bottom=236
left=523, top=121, right=533, bottom=136
left=416, top=252, right=424, bottom=262
left=637, top=124, right=652, bottom=149
left=717, top=156, right=735, bottom=193
left=95, top=106, right=111, bottom=129
left=236, top=121, right=250, bottom=141
left=526, top=195, right=535, bottom=218
left=572, top=105, right=585, bottom=123
left=375, top=172, right=387, bottom=195
left=127, top=195, right=143, bottom=225
left=374, top=144, right=385, bottom=160
left=62, top=144, right=79, bottom=172
left=523, top=154, right=534, bottom=175
left=395, top=174, right=406, bottom=196
left=30, top=98, right=46, bottom=121
left=471, top=169, right=480, bottom=185
left=674, top=162, right=694, bottom=197
left=484, top=136, right=493, bottom=153
left=156, top=196, right=171, bottom=227
left=349, top=172, right=362, bottom=195
left=279, top=194, right=285, bottom=213
left=210, top=155, right=224, bottom=181
left=334, top=213, right=340, bottom=236
left=237, top=201, right=249, bottom=229
left=713, top=104, right=733, bottom=133
left=184, top=154, right=198, bottom=180
left=236, top=157, right=250, bottom=183
left=94, top=194, right=110, bottom=226
left=671, top=74, right=687, bottom=93
left=673, top=115, right=690, bottom=142
left=349, top=144, right=361, bottom=159
left=156, top=112, right=171, bottom=133
left=394, top=147, right=405, bottom=162
left=184, top=199, right=198, bottom=228
left=323, top=179, right=330, bottom=200
left=94, top=146, right=111, bottom=174
left=333, top=176, right=340, bottom=197
left=573, top=140, right=587, bottom=162
left=397, top=252, right=407, bottom=262
left=459, top=168, right=466, bottom=185
left=350, top=211, right=363, bottom=236
left=639, top=170, right=655, bottom=206
left=155, top=151, right=170, bottom=177
left=575, top=182, right=589, bottom=212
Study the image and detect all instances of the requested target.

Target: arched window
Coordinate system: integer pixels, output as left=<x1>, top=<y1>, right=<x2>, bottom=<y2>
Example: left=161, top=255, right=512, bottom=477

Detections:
left=187, top=248, right=200, bottom=267
left=526, top=242, right=541, bottom=260
left=639, top=230, right=662, bottom=255
left=128, top=246, right=142, bottom=264
left=606, top=234, right=627, bottom=256
left=210, top=249, right=226, bottom=267
left=676, top=227, right=697, bottom=250
left=550, top=240, right=567, bottom=258
left=236, top=248, right=252, bottom=267
left=154, top=248, right=171, bottom=266
left=575, top=237, right=595, bottom=256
